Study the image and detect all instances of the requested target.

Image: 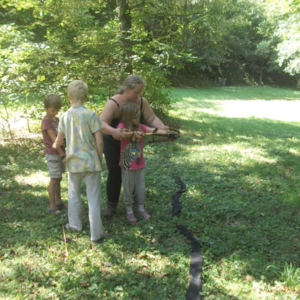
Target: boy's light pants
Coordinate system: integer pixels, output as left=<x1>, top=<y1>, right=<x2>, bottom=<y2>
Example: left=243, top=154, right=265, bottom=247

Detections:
left=68, top=171, right=104, bottom=241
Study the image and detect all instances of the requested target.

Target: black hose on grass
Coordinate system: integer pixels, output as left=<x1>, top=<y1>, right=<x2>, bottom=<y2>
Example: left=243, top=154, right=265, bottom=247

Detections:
left=172, top=176, right=203, bottom=300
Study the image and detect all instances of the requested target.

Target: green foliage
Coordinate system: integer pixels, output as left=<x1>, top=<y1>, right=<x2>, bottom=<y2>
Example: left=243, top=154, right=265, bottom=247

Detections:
left=1, top=0, right=300, bottom=133
left=137, top=66, right=172, bottom=112
left=276, top=3, right=300, bottom=75
left=267, top=263, right=300, bottom=290
left=0, top=0, right=177, bottom=126
left=254, top=0, right=300, bottom=79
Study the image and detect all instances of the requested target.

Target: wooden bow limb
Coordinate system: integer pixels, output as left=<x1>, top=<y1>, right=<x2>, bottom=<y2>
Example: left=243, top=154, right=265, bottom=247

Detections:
left=164, top=126, right=180, bottom=140
left=131, top=127, right=180, bottom=144
left=148, top=126, right=180, bottom=144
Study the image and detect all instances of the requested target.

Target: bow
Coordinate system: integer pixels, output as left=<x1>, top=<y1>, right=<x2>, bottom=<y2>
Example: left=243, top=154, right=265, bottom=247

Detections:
left=131, top=126, right=180, bottom=144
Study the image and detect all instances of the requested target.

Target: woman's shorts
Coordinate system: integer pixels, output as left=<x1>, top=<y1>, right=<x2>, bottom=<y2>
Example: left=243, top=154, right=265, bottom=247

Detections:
left=45, top=154, right=65, bottom=178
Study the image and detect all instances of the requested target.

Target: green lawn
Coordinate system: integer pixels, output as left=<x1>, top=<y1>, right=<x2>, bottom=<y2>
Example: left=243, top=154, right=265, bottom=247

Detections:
left=1, top=86, right=300, bottom=299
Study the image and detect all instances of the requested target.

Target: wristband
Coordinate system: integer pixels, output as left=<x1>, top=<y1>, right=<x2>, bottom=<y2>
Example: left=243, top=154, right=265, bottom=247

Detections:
left=153, top=128, right=158, bottom=133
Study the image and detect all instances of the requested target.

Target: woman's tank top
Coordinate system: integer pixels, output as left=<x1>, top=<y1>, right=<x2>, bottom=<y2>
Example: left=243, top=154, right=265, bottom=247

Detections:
left=103, top=97, right=145, bottom=145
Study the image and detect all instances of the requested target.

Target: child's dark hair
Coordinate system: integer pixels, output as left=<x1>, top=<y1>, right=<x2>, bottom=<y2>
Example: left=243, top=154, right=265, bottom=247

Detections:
left=119, top=102, right=140, bottom=131
left=44, top=94, right=62, bottom=109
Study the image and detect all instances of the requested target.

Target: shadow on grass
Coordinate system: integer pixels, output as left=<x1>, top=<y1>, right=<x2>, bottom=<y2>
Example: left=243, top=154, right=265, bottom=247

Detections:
left=0, top=140, right=242, bottom=299
left=1, top=108, right=300, bottom=298
left=1, top=240, right=238, bottom=300
left=142, top=112, right=300, bottom=285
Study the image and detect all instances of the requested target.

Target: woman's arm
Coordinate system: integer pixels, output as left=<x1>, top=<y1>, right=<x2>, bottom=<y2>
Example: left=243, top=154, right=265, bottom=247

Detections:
left=142, top=98, right=165, bottom=128
left=99, top=100, right=124, bottom=140
left=145, top=127, right=167, bottom=135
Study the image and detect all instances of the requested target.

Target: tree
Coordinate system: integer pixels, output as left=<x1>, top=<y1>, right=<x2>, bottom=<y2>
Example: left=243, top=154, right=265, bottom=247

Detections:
left=1, top=0, right=299, bottom=128
left=275, top=0, right=300, bottom=77
left=116, top=0, right=133, bottom=73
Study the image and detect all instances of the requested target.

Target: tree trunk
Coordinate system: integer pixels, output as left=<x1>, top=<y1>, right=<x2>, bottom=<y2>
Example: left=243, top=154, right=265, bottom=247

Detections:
left=116, top=0, right=132, bottom=73
left=25, top=92, right=31, bottom=133
left=259, top=60, right=264, bottom=85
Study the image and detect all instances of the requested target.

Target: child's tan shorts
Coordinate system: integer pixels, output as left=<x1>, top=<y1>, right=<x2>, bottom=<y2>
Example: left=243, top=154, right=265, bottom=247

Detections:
left=45, top=154, right=65, bottom=179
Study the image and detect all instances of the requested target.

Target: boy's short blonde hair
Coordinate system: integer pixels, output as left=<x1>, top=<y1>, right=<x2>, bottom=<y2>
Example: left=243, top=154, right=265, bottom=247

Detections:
left=68, top=80, right=88, bottom=102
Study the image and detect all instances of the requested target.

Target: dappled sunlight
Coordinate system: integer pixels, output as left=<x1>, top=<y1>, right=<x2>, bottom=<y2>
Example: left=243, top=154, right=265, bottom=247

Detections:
left=170, top=87, right=300, bottom=102
left=172, top=90, right=300, bottom=122
left=14, top=171, right=49, bottom=187
left=2, top=87, right=300, bottom=300
left=173, top=111, right=196, bottom=120
left=173, top=98, right=219, bottom=111
left=225, top=281, right=275, bottom=299
left=235, top=135, right=253, bottom=141
left=195, top=100, right=300, bottom=122
left=221, top=144, right=276, bottom=164
left=182, top=97, right=200, bottom=103
left=182, top=143, right=276, bottom=165
left=289, top=148, right=300, bottom=156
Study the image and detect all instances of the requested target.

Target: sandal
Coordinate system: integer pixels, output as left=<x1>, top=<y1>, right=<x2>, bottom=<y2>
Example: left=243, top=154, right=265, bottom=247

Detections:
left=126, top=213, right=137, bottom=223
left=139, top=210, right=150, bottom=220
left=48, top=208, right=61, bottom=215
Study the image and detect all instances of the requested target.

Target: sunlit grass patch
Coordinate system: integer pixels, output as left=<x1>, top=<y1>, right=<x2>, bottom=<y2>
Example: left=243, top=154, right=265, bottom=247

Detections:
left=14, top=170, right=49, bottom=187
left=171, top=87, right=300, bottom=123
left=170, top=86, right=300, bottom=102
left=206, top=100, right=300, bottom=122
left=186, top=144, right=276, bottom=165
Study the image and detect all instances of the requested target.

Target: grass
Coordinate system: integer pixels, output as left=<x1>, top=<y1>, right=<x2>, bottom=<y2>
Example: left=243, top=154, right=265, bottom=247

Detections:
left=1, top=86, right=300, bottom=299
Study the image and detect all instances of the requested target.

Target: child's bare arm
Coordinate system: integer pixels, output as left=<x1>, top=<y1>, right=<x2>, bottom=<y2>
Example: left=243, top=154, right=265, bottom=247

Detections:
left=94, top=130, right=103, bottom=168
left=122, top=131, right=135, bottom=139
left=53, top=132, right=65, bottom=151
left=47, top=129, right=65, bottom=156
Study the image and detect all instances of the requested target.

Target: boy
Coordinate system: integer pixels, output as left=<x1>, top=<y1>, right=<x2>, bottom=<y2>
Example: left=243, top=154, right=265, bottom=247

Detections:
left=42, top=94, right=66, bottom=215
left=53, top=80, right=106, bottom=243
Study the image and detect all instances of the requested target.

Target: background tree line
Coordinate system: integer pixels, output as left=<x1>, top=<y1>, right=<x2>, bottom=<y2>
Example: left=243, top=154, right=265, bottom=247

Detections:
left=0, top=0, right=300, bottom=113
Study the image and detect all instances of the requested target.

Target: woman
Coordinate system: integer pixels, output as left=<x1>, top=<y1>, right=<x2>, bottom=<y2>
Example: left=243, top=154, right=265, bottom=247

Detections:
left=100, top=75, right=165, bottom=218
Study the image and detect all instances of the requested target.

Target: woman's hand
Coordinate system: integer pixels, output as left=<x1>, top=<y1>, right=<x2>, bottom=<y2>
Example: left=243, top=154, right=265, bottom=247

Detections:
left=120, top=129, right=139, bottom=140
left=134, top=131, right=144, bottom=138
left=112, top=128, right=125, bottom=140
